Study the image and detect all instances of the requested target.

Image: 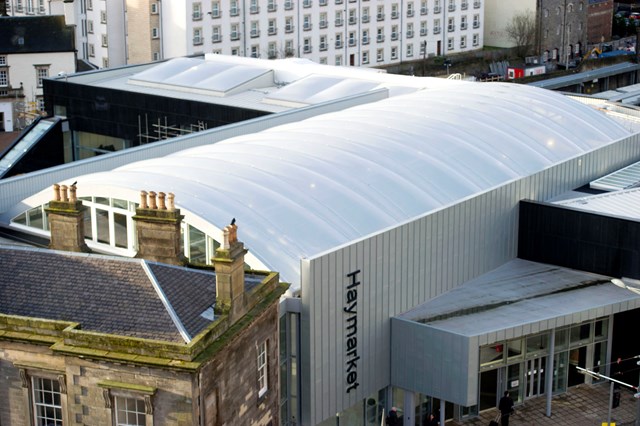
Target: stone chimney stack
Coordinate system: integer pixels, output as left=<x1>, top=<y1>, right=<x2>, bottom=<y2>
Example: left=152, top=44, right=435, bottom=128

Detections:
left=213, top=221, right=248, bottom=316
left=133, top=190, right=186, bottom=266
left=45, top=183, right=90, bottom=252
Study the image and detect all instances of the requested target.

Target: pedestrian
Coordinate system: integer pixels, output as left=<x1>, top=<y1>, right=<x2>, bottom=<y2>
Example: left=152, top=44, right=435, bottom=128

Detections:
left=498, top=391, right=514, bottom=426
left=386, top=407, right=400, bottom=426
left=424, top=412, right=438, bottom=426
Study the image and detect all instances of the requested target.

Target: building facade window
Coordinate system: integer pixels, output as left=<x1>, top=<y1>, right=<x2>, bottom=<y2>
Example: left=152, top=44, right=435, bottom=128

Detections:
left=100, top=10, right=107, bottom=23
left=320, top=12, right=328, bottom=28
left=362, top=29, right=369, bottom=44
left=461, top=15, right=467, bottom=30
left=335, top=54, right=342, bottom=66
left=377, top=27, right=384, bottom=42
left=303, top=37, right=312, bottom=53
left=212, top=26, right=221, bottom=42
left=230, top=23, right=240, bottom=40
left=460, top=35, right=466, bottom=48
left=193, top=27, right=203, bottom=45
left=101, top=34, right=108, bottom=47
left=250, top=0, right=259, bottom=13
left=407, top=1, right=414, bottom=16
left=211, top=0, right=220, bottom=17
left=303, top=14, right=312, bottom=30
left=362, top=50, right=369, bottom=64
left=406, top=43, right=413, bottom=57
left=448, top=17, right=455, bottom=32
left=0, top=70, right=7, bottom=87
left=434, top=18, right=441, bottom=33
left=267, top=0, right=277, bottom=12
left=35, top=65, right=49, bottom=87
left=32, top=376, right=63, bottom=424
left=87, top=20, right=94, bottom=33
left=473, top=33, right=479, bottom=46
left=268, top=18, right=277, bottom=35
left=447, top=37, right=454, bottom=50
left=376, top=48, right=383, bottom=62
left=250, top=21, right=260, bottom=37
left=0, top=55, right=6, bottom=66
left=151, top=27, right=159, bottom=39
left=150, top=2, right=158, bottom=14
left=391, top=46, right=398, bottom=59
left=407, top=22, right=414, bottom=38
left=258, top=340, right=268, bottom=397
left=473, top=14, right=479, bottom=28
left=230, top=0, right=239, bottom=16
left=421, top=0, right=428, bottom=14
left=192, top=2, right=202, bottom=20
left=114, top=396, right=147, bottom=426
left=268, top=42, right=277, bottom=58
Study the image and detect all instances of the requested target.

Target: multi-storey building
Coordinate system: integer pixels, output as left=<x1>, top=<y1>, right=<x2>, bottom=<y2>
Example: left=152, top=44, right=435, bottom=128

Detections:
left=0, top=15, right=75, bottom=131
left=3, top=0, right=484, bottom=68
left=484, top=0, right=589, bottom=65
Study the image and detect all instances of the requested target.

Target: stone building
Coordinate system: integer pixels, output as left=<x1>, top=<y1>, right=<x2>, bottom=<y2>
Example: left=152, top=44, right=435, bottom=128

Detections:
left=0, top=186, right=287, bottom=426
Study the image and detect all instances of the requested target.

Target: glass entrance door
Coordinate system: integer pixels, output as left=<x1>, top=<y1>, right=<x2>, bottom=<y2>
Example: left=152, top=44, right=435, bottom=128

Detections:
left=525, top=357, right=546, bottom=398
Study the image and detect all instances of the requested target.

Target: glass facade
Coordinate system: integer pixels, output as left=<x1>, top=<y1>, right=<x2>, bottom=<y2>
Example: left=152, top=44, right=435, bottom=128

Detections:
left=10, top=197, right=220, bottom=264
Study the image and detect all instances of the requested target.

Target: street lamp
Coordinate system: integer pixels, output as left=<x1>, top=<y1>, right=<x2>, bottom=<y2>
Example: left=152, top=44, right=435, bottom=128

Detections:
left=443, top=58, right=452, bottom=75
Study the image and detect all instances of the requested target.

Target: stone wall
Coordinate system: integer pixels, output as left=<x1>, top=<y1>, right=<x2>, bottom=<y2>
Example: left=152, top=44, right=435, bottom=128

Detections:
left=0, top=340, right=196, bottom=426
left=199, top=299, right=280, bottom=426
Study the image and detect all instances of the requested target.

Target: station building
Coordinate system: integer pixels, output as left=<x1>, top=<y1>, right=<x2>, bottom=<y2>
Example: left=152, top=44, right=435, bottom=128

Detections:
left=2, top=55, right=640, bottom=425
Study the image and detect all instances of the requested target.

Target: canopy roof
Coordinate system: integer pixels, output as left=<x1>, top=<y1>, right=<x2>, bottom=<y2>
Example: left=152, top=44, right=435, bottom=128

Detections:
left=14, top=82, right=630, bottom=286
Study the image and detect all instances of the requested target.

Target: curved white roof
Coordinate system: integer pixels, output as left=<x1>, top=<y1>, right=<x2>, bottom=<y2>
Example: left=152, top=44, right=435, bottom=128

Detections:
left=15, top=82, right=630, bottom=286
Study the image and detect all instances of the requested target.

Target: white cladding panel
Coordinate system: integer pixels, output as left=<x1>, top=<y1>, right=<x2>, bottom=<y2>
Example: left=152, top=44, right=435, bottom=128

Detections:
left=301, top=132, right=640, bottom=425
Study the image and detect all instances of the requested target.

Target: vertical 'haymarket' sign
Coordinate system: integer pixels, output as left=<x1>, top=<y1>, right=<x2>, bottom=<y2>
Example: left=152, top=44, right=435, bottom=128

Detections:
left=344, top=269, right=361, bottom=394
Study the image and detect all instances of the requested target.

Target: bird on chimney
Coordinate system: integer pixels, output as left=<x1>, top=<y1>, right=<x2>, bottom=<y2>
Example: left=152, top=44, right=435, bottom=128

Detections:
left=230, top=217, right=236, bottom=225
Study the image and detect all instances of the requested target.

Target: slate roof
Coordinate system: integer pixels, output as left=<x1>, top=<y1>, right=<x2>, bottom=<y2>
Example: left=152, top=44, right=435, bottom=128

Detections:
left=0, top=246, right=220, bottom=344
left=0, top=16, right=75, bottom=54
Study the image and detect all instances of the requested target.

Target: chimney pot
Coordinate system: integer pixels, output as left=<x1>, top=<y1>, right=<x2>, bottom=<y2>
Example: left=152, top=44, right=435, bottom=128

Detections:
left=167, top=193, right=175, bottom=211
left=69, top=184, right=77, bottom=203
left=140, top=191, right=148, bottom=209
left=158, top=192, right=166, bottom=210
left=148, top=191, right=157, bottom=209
left=53, top=184, right=60, bottom=201
left=61, top=185, right=69, bottom=202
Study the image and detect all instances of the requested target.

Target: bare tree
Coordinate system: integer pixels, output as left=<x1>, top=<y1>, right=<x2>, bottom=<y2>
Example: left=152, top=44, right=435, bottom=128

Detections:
left=505, top=10, right=537, bottom=59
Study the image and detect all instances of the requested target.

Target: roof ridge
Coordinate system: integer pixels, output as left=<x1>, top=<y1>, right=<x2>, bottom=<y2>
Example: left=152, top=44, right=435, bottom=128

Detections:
left=140, top=259, right=192, bottom=343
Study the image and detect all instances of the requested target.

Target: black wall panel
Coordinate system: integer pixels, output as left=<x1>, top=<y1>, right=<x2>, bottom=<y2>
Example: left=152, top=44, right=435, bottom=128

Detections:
left=519, top=200, right=640, bottom=279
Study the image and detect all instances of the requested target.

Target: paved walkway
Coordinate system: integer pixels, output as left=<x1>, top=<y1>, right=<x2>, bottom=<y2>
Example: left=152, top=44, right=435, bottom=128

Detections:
left=451, top=383, right=638, bottom=426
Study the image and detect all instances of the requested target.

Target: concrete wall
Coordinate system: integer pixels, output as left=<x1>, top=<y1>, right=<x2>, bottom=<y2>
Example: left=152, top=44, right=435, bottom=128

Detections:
left=7, top=52, right=75, bottom=106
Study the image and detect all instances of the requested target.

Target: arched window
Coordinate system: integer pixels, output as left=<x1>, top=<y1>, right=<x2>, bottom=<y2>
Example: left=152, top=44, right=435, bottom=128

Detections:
left=543, top=8, right=549, bottom=18
left=567, top=3, right=573, bottom=13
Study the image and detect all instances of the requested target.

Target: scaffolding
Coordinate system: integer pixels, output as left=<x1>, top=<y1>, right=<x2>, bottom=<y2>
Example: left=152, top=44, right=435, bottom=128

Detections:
left=137, top=114, right=209, bottom=145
